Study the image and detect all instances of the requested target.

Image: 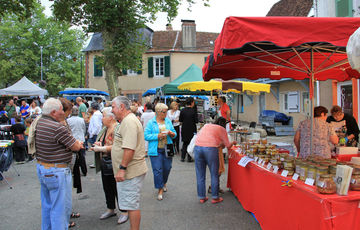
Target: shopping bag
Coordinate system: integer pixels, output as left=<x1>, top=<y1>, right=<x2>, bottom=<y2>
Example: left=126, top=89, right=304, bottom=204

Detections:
left=187, top=134, right=197, bottom=159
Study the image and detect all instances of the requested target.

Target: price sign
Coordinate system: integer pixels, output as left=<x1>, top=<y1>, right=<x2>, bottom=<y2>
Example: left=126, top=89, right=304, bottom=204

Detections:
left=261, top=161, right=266, bottom=167
left=273, top=166, right=279, bottom=174
left=281, top=170, right=289, bottom=177
left=237, top=156, right=254, bottom=168
left=292, top=173, right=299, bottom=181
left=258, top=159, right=263, bottom=164
left=254, top=156, right=259, bottom=162
left=267, top=163, right=272, bottom=170
left=305, top=178, right=315, bottom=186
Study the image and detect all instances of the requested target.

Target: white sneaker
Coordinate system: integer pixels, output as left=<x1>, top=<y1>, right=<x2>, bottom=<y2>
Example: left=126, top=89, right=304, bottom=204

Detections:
left=99, top=211, right=116, bottom=220
left=117, top=213, right=129, bottom=224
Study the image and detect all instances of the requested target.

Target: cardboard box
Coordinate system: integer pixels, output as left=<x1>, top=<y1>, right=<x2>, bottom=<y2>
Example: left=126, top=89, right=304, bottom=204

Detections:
left=336, top=147, right=359, bottom=155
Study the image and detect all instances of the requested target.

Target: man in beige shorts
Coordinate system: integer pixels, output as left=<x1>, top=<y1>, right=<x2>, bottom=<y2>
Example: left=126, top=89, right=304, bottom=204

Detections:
left=111, top=96, right=148, bottom=230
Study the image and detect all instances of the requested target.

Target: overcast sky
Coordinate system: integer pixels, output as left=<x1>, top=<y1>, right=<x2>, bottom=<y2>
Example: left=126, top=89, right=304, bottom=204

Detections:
left=40, top=0, right=279, bottom=33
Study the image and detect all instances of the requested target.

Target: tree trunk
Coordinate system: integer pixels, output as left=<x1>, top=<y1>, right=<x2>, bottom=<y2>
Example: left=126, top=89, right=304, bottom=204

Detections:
left=102, top=31, right=119, bottom=99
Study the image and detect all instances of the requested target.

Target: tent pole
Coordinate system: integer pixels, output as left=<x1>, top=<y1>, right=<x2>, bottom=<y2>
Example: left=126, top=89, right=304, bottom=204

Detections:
left=310, top=48, right=314, bottom=157
left=237, top=94, right=240, bottom=125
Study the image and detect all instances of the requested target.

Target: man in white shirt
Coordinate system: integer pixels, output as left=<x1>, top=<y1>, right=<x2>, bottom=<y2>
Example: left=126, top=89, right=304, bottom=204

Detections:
left=88, top=102, right=103, bottom=147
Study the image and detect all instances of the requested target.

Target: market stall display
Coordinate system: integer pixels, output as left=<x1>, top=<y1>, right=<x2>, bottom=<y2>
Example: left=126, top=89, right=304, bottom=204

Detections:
left=228, top=147, right=360, bottom=230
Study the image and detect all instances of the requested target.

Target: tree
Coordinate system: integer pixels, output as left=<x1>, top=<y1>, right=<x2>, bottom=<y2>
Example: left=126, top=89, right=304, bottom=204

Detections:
left=0, top=0, right=36, bottom=21
left=51, top=0, right=209, bottom=98
left=0, top=3, right=87, bottom=96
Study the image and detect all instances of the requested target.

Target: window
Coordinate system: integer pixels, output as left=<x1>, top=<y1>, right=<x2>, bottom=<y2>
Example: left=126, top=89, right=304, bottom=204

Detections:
left=126, top=93, right=140, bottom=102
left=93, top=57, right=103, bottom=77
left=282, top=91, right=300, bottom=113
left=154, top=57, right=164, bottom=76
left=148, top=56, right=170, bottom=78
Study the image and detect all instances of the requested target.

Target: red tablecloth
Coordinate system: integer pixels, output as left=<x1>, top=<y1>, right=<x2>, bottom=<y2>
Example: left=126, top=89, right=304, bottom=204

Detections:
left=228, top=149, right=360, bottom=230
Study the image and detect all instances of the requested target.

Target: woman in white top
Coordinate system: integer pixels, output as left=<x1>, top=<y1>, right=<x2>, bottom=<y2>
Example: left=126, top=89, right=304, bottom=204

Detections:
left=29, top=100, right=42, bottom=117
left=141, top=102, right=156, bottom=154
left=167, top=101, right=180, bottom=154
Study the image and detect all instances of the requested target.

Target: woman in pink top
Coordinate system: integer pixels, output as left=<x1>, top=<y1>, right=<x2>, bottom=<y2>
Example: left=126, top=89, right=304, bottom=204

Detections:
left=194, top=117, right=236, bottom=204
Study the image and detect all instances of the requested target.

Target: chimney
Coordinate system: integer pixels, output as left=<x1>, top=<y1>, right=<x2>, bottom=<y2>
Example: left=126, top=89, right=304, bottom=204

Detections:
left=166, top=23, right=173, bottom=31
left=181, top=19, right=196, bottom=50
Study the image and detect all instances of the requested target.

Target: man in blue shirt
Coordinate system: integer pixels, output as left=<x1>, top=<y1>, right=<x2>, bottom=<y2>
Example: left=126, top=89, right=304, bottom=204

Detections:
left=20, top=99, right=30, bottom=120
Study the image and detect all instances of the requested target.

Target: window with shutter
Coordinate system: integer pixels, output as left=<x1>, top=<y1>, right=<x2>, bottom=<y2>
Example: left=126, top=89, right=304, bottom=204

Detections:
left=94, top=57, right=103, bottom=77
left=149, top=56, right=170, bottom=78
left=281, top=91, right=300, bottom=113
left=336, top=0, right=353, bottom=17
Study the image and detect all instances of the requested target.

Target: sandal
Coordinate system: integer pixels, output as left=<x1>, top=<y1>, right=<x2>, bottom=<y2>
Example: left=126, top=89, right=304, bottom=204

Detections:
left=70, top=212, right=80, bottom=218
left=200, top=197, right=208, bottom=204
left=69, top=222, right=76, bottom=228
left=211, top=197, right=224, bottom=204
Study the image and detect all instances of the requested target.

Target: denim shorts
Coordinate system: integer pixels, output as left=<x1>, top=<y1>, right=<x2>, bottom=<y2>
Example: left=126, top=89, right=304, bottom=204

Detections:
left=117, top=173, right=146, bottom=210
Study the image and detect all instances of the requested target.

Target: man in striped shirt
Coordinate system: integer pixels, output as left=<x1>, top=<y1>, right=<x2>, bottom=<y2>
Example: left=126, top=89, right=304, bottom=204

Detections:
left=35, top=98, right=83, bottom=230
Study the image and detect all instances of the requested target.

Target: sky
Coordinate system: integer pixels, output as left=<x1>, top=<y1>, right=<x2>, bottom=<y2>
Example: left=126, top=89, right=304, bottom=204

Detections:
left=40, top=0, right=280, bottom=33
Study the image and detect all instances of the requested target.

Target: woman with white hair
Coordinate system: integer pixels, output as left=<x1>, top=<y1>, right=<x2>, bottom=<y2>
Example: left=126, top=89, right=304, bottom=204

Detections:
left=144, top=103, right=177, bottom=201
left=91, top=107, right=129, bottom=224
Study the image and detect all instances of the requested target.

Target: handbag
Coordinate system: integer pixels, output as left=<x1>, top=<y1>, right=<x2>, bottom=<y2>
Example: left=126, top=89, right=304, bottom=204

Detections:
left=101, top=156, right=114, bottom=176
left=165, top=144, right=175, bottom=158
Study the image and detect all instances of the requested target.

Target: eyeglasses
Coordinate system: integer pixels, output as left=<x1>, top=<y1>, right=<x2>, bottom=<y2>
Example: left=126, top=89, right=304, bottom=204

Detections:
left=160, top=110, right=167, bottom=114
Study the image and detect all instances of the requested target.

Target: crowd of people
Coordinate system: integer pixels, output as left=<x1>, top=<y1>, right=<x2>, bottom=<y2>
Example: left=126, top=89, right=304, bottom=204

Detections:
left=0, top=94, right=238, bottom=230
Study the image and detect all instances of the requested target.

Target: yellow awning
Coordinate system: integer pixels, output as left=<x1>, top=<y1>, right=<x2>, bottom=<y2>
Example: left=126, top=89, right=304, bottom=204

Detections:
left=178, top=80, right=270, bottom=94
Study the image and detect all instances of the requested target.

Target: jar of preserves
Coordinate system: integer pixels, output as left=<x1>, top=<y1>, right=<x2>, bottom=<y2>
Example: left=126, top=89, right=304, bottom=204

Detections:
left=299, top=163, right=308, bottom=181
left=316, top=165, right=329, bottom=182
left=263, top=155, right=271, bottom=163
left=271, top=159, right=282, bottom=169
left=350, top=171, right=360, bottom=191
left=295, top=160, right=302, bottom=175
left=329, top=165, right=337, bottom=175
left=316, top=174, right=337, bottom=194
left=307, top=164, right=317, bottom=180
left=261, top=138, right=267, bottom=145
left=283, top=159, right=294, bottom=169
left=284, top=166, right=294, bottom=176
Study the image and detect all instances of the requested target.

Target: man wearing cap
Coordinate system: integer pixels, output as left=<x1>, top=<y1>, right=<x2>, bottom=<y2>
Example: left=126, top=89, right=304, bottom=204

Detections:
left=35, top=98, right=83, bottom=230
left=88, top=102, right=103, bottom=147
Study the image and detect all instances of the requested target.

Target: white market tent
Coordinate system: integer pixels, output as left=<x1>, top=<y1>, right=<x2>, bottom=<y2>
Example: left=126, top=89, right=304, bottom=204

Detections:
left=0, top=76, right=48, bottom=96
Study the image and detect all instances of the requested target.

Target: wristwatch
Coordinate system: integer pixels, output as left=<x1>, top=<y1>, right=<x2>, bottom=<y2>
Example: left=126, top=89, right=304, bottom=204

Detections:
left=119, top=165, right=127, bottom=170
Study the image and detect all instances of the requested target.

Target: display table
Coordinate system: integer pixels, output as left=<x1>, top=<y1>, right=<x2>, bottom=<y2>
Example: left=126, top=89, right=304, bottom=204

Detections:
left=228, top=148, right=360, bottom=230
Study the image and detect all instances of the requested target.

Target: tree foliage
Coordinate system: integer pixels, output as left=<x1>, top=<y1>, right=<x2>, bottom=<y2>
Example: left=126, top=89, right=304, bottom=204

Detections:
left=51, top=0, right=209, bottom=98
left=0, top=3, right=87, bottom=96
left=0, top=0, right=36, bottom=21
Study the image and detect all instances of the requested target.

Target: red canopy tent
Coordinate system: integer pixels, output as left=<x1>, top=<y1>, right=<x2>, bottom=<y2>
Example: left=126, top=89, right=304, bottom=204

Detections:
left=202, top=17, right=360, bottom=98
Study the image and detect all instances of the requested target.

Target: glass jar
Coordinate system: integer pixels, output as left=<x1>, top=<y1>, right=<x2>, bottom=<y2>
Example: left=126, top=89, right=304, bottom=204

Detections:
left=350, top=171, right=360, bottom=191
left=283, top=159, right=294, bottom=169
left=284, top=166, right=294, bottom=176
left=263, top=155, right=271, bottom=163
left=329, top=165, right=337, bottom=175
left=316, top=174, right=337, bottom=194
left=271, top=159, right=282, bottom=169
left=316, top=165, right=329, bottom=182
left=261, top=138, right=267, bottom=145
left=299, top=163, right=308, bottom=181
left=307, top=164, right=317, bottom=180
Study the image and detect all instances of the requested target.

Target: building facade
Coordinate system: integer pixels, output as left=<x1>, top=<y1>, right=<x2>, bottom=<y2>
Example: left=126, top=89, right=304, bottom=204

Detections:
left=83, top=20, right=218, bottom=102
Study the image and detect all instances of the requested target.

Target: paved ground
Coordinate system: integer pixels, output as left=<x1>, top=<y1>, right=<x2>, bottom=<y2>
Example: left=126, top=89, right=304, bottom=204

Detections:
left=0, top=135, right=295, bottom=230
